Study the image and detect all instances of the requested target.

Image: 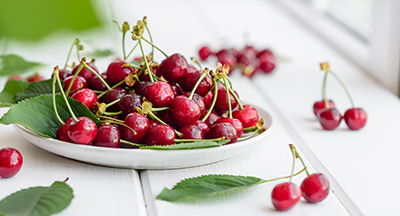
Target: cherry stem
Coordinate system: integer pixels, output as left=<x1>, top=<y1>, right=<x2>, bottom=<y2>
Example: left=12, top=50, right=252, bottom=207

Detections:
left=138, top=39, right=154, bottom=82
left=76, top=43, right=81, bottom=62
left=148, top=111, right=183, bottom=137
left=290, top=144, right=310, bottom=176
left=122, top=30, right=127, bottom=60
left=322, top=71, right=329, bottom=108
left=99, top=115, right=124, bottom=124
left=201, top=78, right=218, bottom=122
left=237, top=128, right=261, bottom=141
left=125, top=42, right=139, bottom=61
left=97, top=79, right=126, bottom=99
left=63, top=38, right=78, bottom=71
left=223, top=78, right=233, bottom=119
left=103, top=111, right=122, bottom=116
left=329, top=70, right=355, bottom=108
left=55, top=69, right=78, bottom=122
left=289, top=148, right=297, bottom=182
left=151, top=107, right=169, bottom=112
left=243, top=126, right=256, bottom=133
left=65, top=64, right=84, bottom=96
left=81, top=62, right=111, bottom=90
left=141, top=37, right=168, bottom=58
left=174, top=137, right=226, bottom=143
left=258, top=168, right=306, bottom=185
left=144, top=25, right=154, bottom=61
left=188, top=69, right=208, bottom=100
left=105, top=98, right=120, bottom=108
left=120, top=139, right=144, bottom=147
left=52, top=68, right=65, bottom=125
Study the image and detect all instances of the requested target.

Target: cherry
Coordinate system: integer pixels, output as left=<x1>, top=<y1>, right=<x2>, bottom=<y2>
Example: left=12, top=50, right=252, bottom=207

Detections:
left=214, top=85, right=238, bottom=114
left=179, top=124, right=204, bottom=140
left=144, top=81, right=175, bottom=107
left=169, top=81, right=183, bottom=96
left=241, top=58, right=261, bottom=78
left=102, top=87, right=127, bottom=112
left=0, top=147, right=23, bottom=178
left=206, top=122, right=238, bottom=144
left=216, top=50, right=237, bottom=71
left=318, top=108, right=342, bottom=130
left=27, top=73, right=45, bottom=82
left=88, top=73, right=108, bottom=91
left=232, top=105, right=259, bottom=128
left=183, top=65, right=213, bottom=96
left=58, top=69, right=72, bottom=80
left=121, top=112, right=149, bottom=143
left=344, top=108, right=367, bottom=130
left=256, top=49, right=273, bottom=59
left=57, top=117, right=74, bottom=142
left=135, top=81, right=151, bottom=95
left=216, top=117, right=243, bottom=138
left=271, top=182, right=302, bottom=211
left=8, top=75, right=23, bottom=81
left=258, top=53, right=276, bottom=74
left=182, top=92, right=206, bottom=116
left=203, top=110, right=220, bottom=127
left=169, top=95, right=201, bottom=127
left=193, top=120, right=209, bottom=135
left=237, top=46, right=257, bottom=64
left=119, top=93, right=142, bottom=117
left=158, top=110, right=180, bottom=129
left=149, top=119, right=161, bottom=128
left=146, top=124, right=176, bottom=146
left=139, top=65, right=162, bottom=81
left=93, top=124, right=121, bottom=148
left=63, top=75, right=87, bottom=95
left=300, top=173, right=330, bottom=203
left=71, top=88, right=99, bottom=111
left=313, top=100, right=335, bottom=116
left=159, top=53, right=188, bottom=82
left=203, top=91, right=213, bottom=109
left=106, top=61, right=135, bottom=86
left=67, top=117, right=98, bottom=145
left=198, top=46, right=213, bottom=61
left=72, top=62, right=99, bottom=81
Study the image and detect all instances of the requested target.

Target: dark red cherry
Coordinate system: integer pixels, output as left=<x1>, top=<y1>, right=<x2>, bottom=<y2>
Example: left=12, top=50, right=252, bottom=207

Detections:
left=179, top=124, right=204, bottom=139
left=63, top=75, right=87, bottom=95
left=301, top=173, right=330, bottom=203
left=58, top=69, right=72, bottom=80
left=102, top=87, right=127, bottom=112
left=158, top=110, right=180, bottom=129
left=203, top=91, right=213, bottom=109
left=71, top=88, right=98, bottom=110
left=146, top=124, right=176, bottom=146
left=106, top=61, right=135, bottom=86
left=313, top=100, right=335, bottom=116
left=149, top=119, right=161, bottom=128
left=183, top=65, right=213, bottom=96
left=88, top=73, right=108, bottom=91
left=271, top=182, right=302, bottom=211
left=169, top=81, right=183, bottom=96
left=93, top=124, right=121, bottom=148
left=169, top=95, right=201, bottom=127
left=206, top=122, right=238, bottom=144
left=135, top=81, right=151, bottom=95
left=214, top=85, right=238, bottom=114
left=144, top=81, right=175, bottom=107
left=182, top=92, right=206, bottom=116
left=72, top=62, right=99, bottom=81
left=344, top=108, right=367, bottom=130
left=159, top=53, right=188, bottom=82
left=0, top=147, right=23, bottom=178
left=204, top=111, right=220, bottom=127
left=67, top=117, right=98, bottom=145
left=318, top=108, right=342, bottom=130
left=232, top=105, right=259, bottom=128
left=27, top=73, right=45, bottom=82
left=258, top=53, right=276, bottom=74
left=57, top=117, right=74, bottom=143
left=216, top=50, right=237, bottom=71
left=198, top=46, right=213, bottom=61
left=119, top=94, right=142, bottom=117
left=121, top=112, right=149, bottom=143
left=193, top=120, right=208, bottom=135
left=237, top=47, right=257, bottom=64
left=216, top=117, right=243, bottom=138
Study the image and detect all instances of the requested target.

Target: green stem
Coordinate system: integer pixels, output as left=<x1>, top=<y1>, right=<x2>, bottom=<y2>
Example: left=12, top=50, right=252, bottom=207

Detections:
left=174, top=137, right=225, bottom=143
left=289, top=148, right=296, bottom=182
left=243, top=126, right=256, bottom=133
left=97, top=79, right=126, bottom=99
left=56, top=71, right=78, bottom=122
left=237, top=128, right=260, bottom=141
left=52, top=70, right=64, bottom=125
left=144, top=25, right=154, bottom=61
left=148, top=111, right=183, bottom=137
left=103, top=111, right=123, bottom=116
left=122, top=31, right=127, bottom=60
left=99, top=115, right=124, bottom=124
left=329, top=70, right=355, bottom=108
left=125, top=42, right=139, bottom=61
left=105, top=98, right=120, bottom=108
left=76, top=43, right=81, bottom=61
left=65, top=64, right=84, bottom=96
left=201, top=78, right=218, bottom=122
left=322, top=71, right=329, bottom=108
left=151, top=107, right=169, bottom=112
left=229, top=87, right=243, bottom=110
left=82, top=62, right=111, bottom=90
left=223, top=78, right=232, bottom=119
left=63, top=39, right=77, bottom=70
left=189, top=70, right=208, bottom=100
left=258, top=168, right=306, bottom=185
left=141, top=37, right=168, bottom=58
left=138, top=39, right=154, bottom=82
left=120, top=139, right=145, bottom=147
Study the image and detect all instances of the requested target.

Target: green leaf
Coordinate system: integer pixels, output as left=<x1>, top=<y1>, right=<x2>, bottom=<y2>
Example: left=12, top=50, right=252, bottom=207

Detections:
left=156, top=174, right=264, bottom=202
left=0, top=54, right=44, bottom=76
left=0, top=181, right=73, bottom=216
left=0, top=94, right=101, bottom=138
left=0, top=80, right=30, bottom=104
left=15, top=79, right=62, bottom=102
left=140, top=140, right=230, bottom=150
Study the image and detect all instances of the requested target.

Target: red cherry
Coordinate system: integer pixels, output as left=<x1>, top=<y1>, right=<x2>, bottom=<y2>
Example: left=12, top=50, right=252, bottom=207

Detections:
left=146, top=124, right=176, bottom=146
left=318, top=108, right=342, bottom=130
left=214, top=85, right=238, bottom=114
left=71, top=88, right=99, bottom=110
left=121, top=112, right=149, bottom=143
left=63, top=75, right=87, bottom=95
left=159, top=53, right=188, bottom=82
left=169, top=95, right=201, bottom=127
left=300, top=173, right=330, bottom=203
left=182, top=92, right=206, bottom=117
left=232, top=105, right=259, bottom=128
left=203, top=111, right=220, bottom=127
left=203, top=91, right=213, bottom=109
left=169, top=81, right=183, bottom=96
left=88, top=73, right=108, bottom=91
left=183, top=65, right=213, bottom=96
left=313, top=100, right=335, bottom=116
left=139, top=65, right=163, bottom=81
left=57, top=117, right=74, bottom=142
left=193, top=120, right=209, bottom=135
left=144, top=81, right=175, bottom=107
left=93, top=124, right=121, bottom=148
left=258, top=53, right=276, bottom=74
left=8, top=75, right=23, bottom=81
left=344, top=108, right=367, bottom=130
left=135, top=81, right=151, bottom=95
left=206, top=122, right=238, bottom=144
left=0, top=147, right=23, bottom=178
left=106, top=61, right=135, bottom=86
left=216, top=117, right=244, bottom=138
left=271, top=182, right=302, bottom=211
left=58, top=69, right=72, bottom=80
left=27, top=73, right=45, bottom=82
left=119, top=94, right=142, bottom=117
left=67, top=117, right=98, bottom=145
left=102, top=87, right=127, bottom=112
left=179, top=124, right=204, bottom=139
left=198, top=46, right=213, bottom=61
left=72, top=62, right=99, bottom=81
left=216, top=50, right=237, bottom=71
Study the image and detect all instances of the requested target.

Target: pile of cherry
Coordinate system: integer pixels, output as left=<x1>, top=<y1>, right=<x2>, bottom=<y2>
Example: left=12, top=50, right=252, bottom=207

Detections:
left=313, top=62, right=367, bottom=130
left=52, top=20, right=266, bottom=148
left=198, top=45, right=276, bottom=77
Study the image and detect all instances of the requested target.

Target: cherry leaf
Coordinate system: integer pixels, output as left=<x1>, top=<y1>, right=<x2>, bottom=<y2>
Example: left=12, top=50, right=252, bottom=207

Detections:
left=0, top=80, right=30, bottom=104
left=15, top=79, right=62, bottom=102
left=0, top=94, right=101, bottom=138
left=140, top=140, right=230, bottom=150
left=0, top=54, right=44, bottom=76
left=156, top=174, right=263, bottom=202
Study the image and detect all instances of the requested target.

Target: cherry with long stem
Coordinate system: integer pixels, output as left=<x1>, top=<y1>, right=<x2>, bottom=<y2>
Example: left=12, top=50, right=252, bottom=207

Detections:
left=201, top=77, right=218, bottom=122
left=52, top=67, right=65, bottom=125
left=138, top=38, right=154, bottom=82
left=188, top=68, right=209, bottom=100
left=63, top=38, right=80, bottom=71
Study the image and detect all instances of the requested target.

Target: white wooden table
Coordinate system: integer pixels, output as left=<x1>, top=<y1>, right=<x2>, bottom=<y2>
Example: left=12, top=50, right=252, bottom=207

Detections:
left=1, top=0, right=399, bottom=215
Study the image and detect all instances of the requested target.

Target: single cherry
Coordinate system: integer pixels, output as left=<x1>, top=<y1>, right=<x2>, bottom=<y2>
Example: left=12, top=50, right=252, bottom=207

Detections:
left=63, top=75, right=87, bottom=95
left=67, top=117, right=98, bottom=145
left=106, top=61, right=135, bottom=86
left=169, top=82, right=183, bottom=96
left=203, top=91, right=213, bottom=109
left=203, top=110, right=220, bottom=127
left=214, top=85, right=238, bottom=114
left=318, top=108, right=342, bottom=130
left=198, top=46, right=213, bottom=61
left=183, top=65, right=213, bottom=96
left=72, top=62, right=99, bottom=81
left=93, top=124, right=121, bottom=148
left=57, top=117, right=74, bottom=142
left=344, top=108, right=367, bottom=130
left=102, top=87, right=127, bottom=112
left=144, top=81, right=175, bottom=107
left=71, top=88, right=99, bottom=111
left=8, top=75, right=23, bottom=81
left=58, top=69, right=72, bottom=80
left=27, top=73, right=45, bottom=82
left=300, top=173, right=330, bottom=203
left=258, top=53, right=276, bottom=74
left=182, top=92, right=206, bottom=116
left=119, top=93, right=142, bottom=117
left=193, top=120, right=209, bottom=135
left=216, top=50, right=237, bottom=71
left=121, top=112, right=149, bottom=143
left=206, top=122, right=238, bottom=144
left=232, top=105, right=259, bottom=128
left=159, top=53, right=188, bottom=82
left=313, top=100, right=335, bottom=116
left=169, top=95, right=201, bottom=127
left=146, top=124, right=176, bottom=146
left=179, top=124, right=204, bottom=140
left=271, top=182, right=302, bottom=211
left=88, top=73, right=108, bottom=91
left=0, top=147, right=23, bottom=178
left=216, top=117, right=243, bottom=138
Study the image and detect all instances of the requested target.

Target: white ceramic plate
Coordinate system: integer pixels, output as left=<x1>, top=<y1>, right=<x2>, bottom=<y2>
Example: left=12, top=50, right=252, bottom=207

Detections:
left=14, top=105, right=273, bottom=169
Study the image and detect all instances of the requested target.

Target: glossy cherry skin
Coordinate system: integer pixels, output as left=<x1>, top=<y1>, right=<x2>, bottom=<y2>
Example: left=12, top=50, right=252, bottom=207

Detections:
left=232, top=105, right=259, bottom=128
left=169, top=81, right=183, bottom=96
left=198, top=46, right=213, bottom=61
left=300, top=173, right=330, bottom=203
left=102, top=87, right=127, bottom=112
left=182, top=92, right=206, bottom=116
left=271, top=182, right=302, bottom=211
left=146, top=124, right=176, bottom=146
left=93, top=124, right=121, bottom=148
left=318, top=108, right=342, bottom=130
left=149, top=119, right=161, bottom=128
left=159, top=53, right=188, bottom=82
left=158, top=110, right=180, bottom=129
left=344, top=108, right=367, bottom=130
left=203, top=91, right=213, bottom=109
left=106, top=61, right=135, bottom=86
left=27, top=73, right=45, bottom=82
left=135, top=81, right=151, bottom=95
left=58, top=69, right=72, bottom=80
left=216, top=117, right=244, bottom=138
left=121, top=112, right=149, bottom=143
left=63, top=75, right=87, bottom=95
left=67, top=117, right=98, bottom=145
left=88, top=73, right=108, bottom=91
left=144, top=81, right=175, bottom=107
left=313, top=100, right=335, bottom=116
left=119, top=94, right=142, bottom=117
left=57, top=117, right=74, bottom=142
left=72, top=62, right=99, bottom=81
left=204, top=110, right=220, bottom=127
left=214, top=86, right=238, bottom=114
left=193, top=120, right=209, bottom=135
left=71, top=88, right=99, bottom=111
left=183, top=65, right=213, bottom=96
left=169, top=95, right=201, bottom=127
left=206, top=122, right=238, bottom=144
left=216, top=50, right=237, bottom=71
left=0, top=147, right=23, bottom=178
left=179, top=124, right=204, bottom=139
